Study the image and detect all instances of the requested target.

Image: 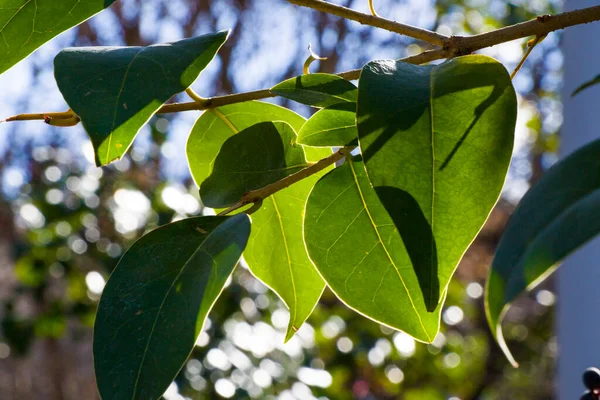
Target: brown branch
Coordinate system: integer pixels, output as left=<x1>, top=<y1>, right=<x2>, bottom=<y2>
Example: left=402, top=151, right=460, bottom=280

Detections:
left=219, top=147, right=352, bottom=216
left=286, top=0, right=448, bottom=47
left=446, top=6, right=600, bottom=56
left=4, top=5, right=600, bottom=123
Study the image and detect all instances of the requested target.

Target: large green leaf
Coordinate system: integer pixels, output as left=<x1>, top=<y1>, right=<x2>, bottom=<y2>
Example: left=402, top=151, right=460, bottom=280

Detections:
left=486, top=138, right=600, bottom=366
left=357, top=55, right=516, bottom=311
left=297, top=102, right=358, bottom=147
left=199, top=121, right=310, bottom=208
left=187, top=102, right=328, bottom=338
left=54, top=31, right=228, bottom=166
left=304, top=156, right=441, bottom=342
left=94, top=214, right=251, bottom=400
left=186, top=101, right=306, bottom=187
left=0, top=0, right=117, bottom=75
left=271, top=73, right=357, bottom=107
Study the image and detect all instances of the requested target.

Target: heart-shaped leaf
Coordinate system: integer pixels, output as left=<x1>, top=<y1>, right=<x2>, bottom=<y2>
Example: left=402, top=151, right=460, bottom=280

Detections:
left=94, top=214, right=251, bottom=400
left=297, top=102, right=358, bottom=147
left=357, top=55, right=516, bottom=311
left=54, top=31, right=228, bottom=166
left=199, top=121, right=310, bottom=208
left=0, top=0, right=117, bottom=75
left=187, top=102, right=329, bottom=338
left=271, top=73, right=357, bottom=107
left=304, top=156, right=441, bottom=342
left=486, top=138, right=600, bottom=366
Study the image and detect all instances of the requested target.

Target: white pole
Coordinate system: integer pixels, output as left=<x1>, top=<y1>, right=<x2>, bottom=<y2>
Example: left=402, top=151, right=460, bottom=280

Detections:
left=558, top=1, right=600, bottom=398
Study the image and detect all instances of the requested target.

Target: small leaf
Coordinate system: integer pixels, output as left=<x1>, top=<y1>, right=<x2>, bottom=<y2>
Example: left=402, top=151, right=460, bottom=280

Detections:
left=186, top=101, right=306, bottom=187
left=304, top=156, right=441, bottom=342
left=187, top=102, right=329, bottom=338
left=199, top=121, right=310, bottom=208
left=572, top=74, right=600, bottom=97
left=297, top=102, right=358, bottom=147
left=55, top=31, right=228, bottom=166
left=486, top=138, right=600, bottom=367
left=94, top=214, right=251, bottom=400
left=0, top=0, right=117, bottom=74
left=357, top=55, right=516, bottom=311
left=271, top=73, right=357, bottom=107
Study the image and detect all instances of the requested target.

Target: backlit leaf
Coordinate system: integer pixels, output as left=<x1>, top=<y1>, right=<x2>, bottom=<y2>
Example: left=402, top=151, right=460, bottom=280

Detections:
left=297, top=102, right=358, bottom=147
left=357, top=55, right=516, bottom=311
left=271, top=73, right=357, bottom=107
left=199, top=121, right=309, bottom=208
left=304, top=156, right=441, bottom=342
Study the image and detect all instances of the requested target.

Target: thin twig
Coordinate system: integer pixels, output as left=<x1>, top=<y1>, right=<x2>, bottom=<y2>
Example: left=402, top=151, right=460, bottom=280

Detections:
left=287, top=0, right=447, bottom=47
left=219, top=147, right=352, bottom=216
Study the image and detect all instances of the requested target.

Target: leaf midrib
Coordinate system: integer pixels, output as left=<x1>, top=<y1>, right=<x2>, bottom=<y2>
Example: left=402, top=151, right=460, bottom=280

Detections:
left=130, top=226, right=221, bottom=399
left=348, top=159, right=431, bottom=341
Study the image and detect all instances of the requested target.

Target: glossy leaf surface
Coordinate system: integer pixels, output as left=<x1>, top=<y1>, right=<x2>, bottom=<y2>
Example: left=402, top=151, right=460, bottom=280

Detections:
left=297, top=102, right=358, bottom=147
left=94, top=214, right=251, bottom=400
left=187, top=102, right=327, bottom=338
left=55, top=31, right=228, bottom=166
left=271, top=73, right=357, bottom=107
left=199, top=121, right=309, bottom=208
left=357, top=55, right=516, bottom=311
left=304, top=157, right=441, bottom=342
left=0, top=0, right=117, bottom=74
left=186, top=101, right=306, bottom=187
left=486, top=138, right=600, bottom=366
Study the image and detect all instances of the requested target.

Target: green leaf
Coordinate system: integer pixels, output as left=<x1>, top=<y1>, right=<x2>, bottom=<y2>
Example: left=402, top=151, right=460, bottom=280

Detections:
left=271, top=73, right=357, bottom=107
left=0, top=0, right=117, bottom=75
left=572, top=74, right=600, bottom=97
left=304, top=156, right=441, bottom=342
left=199, top=121, right=310, bottom=208
left=94, top=214, right=251, bottom=400
left=54, top=31, right=228, bottom=166
left=187, top=102, right=328, bottom=339
left=186, top=101, right=306, bottom=188
left=357, top=55, right=516, bottom=311
left=486, top=138, right=600, bottom=367
left=297, top=102, right=358, bottom=147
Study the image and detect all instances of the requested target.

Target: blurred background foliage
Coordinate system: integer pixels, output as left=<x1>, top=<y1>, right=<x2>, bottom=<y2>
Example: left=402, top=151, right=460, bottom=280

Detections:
left=0, top=0, right=563, bottom=398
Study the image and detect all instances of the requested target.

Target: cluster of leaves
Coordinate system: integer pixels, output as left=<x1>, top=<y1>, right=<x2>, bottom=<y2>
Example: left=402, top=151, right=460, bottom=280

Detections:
left=1, top=1, right=599, bottom=399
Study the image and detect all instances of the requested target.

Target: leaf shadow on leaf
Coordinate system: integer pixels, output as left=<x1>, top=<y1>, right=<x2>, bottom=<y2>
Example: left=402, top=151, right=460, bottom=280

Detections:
left=437, top=65, right=509, bottom=170
left=375, top=186, right=439, bottom=311
left=200, top=121, right=307, bottom=207
left=360, top=61, right=510, bottom=169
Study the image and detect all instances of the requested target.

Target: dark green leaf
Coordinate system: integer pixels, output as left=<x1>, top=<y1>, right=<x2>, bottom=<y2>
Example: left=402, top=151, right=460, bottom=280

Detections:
left=572, top=74, right=600, bottom=97
left=94, top=214, right=251, bottom=400
left=486, top=138, right=600, bottom=366
left=271, top=73, right=357, bottom=107
left=357, top=55, right=516, bottom=311
left=187, top=102, right=329, bottom=338
left=297, top=102, right=358, bottom=147
left=55, top=31, right=228, bottom=166
left=0, top=0, right=117, bottom=74
left=199, top=121, right=310, bottom=208
left=186, top=101, right=306, bottom=187
left=304, top=156, right=441, bottom=342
